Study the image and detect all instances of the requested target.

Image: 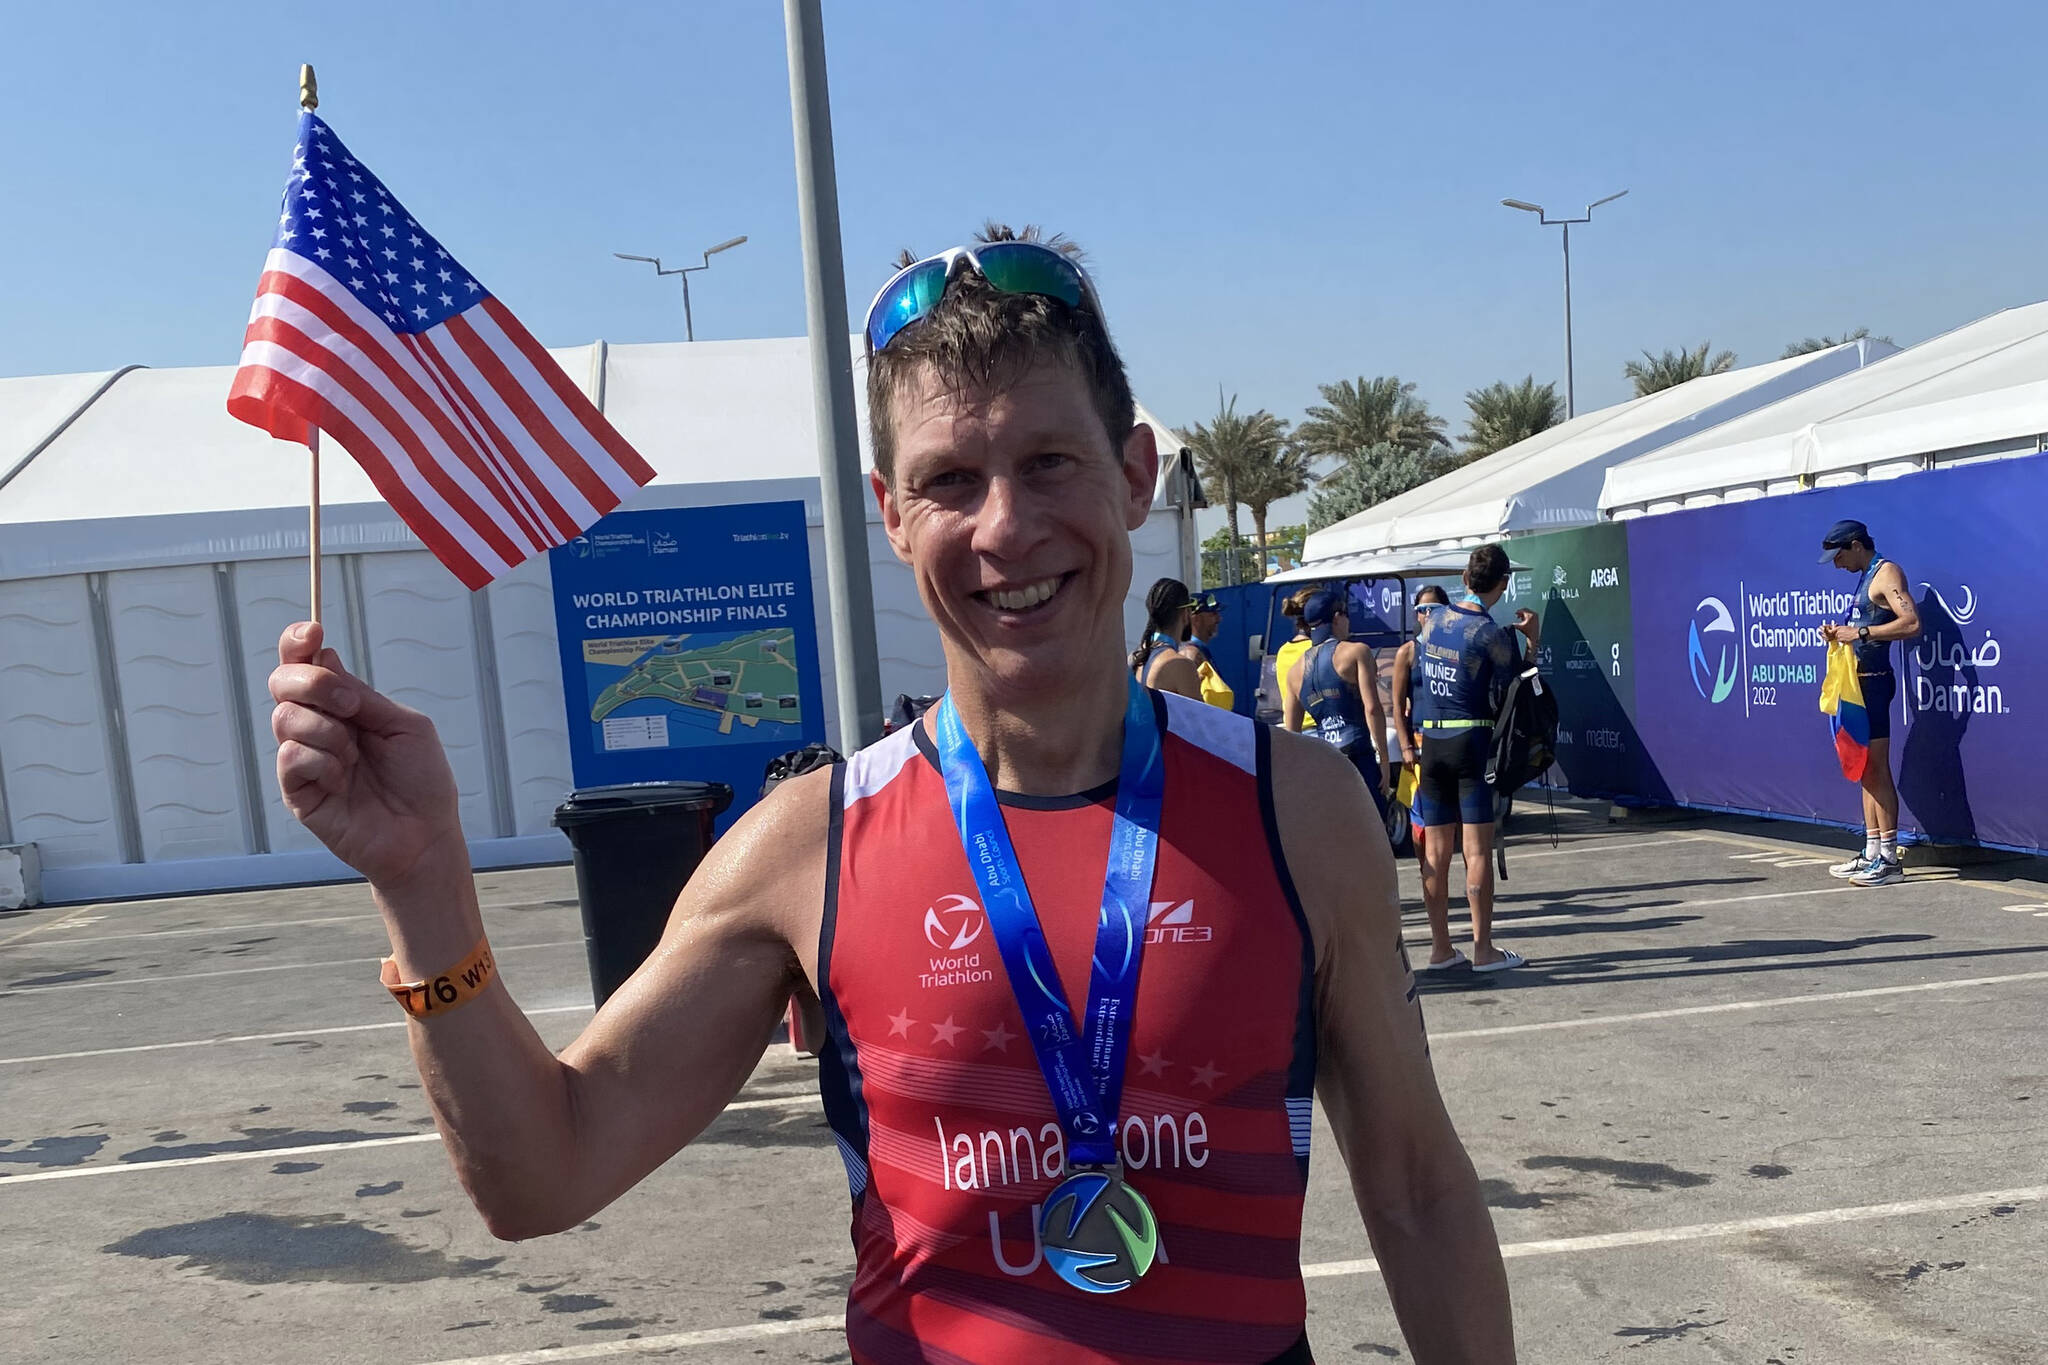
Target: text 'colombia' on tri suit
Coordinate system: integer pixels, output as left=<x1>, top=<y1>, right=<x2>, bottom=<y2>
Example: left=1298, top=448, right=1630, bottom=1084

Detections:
left=1409, top=600, right=1520, bottom=827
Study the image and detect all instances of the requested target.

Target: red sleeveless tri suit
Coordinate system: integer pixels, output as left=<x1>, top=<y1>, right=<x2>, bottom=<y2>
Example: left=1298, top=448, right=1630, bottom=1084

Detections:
left=818, top=690, right=1320, bottom=1363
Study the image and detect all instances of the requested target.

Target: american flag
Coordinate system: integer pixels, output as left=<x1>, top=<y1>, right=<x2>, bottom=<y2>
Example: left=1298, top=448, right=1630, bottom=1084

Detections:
left=228, top=111, right=655, bottom=590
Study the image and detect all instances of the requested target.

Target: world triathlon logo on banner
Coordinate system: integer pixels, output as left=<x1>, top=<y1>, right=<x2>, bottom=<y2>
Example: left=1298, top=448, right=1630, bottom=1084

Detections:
left=1687, top=597, right=1740, bottom=703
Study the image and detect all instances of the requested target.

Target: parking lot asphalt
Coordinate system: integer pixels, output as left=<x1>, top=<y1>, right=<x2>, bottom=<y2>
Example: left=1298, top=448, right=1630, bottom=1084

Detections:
left=2, top=803, right=2044, bottom=1364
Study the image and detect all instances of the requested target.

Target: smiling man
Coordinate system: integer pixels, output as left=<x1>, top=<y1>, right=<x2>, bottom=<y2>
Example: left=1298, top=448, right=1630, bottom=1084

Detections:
left=267, top=225, right=1513, bottom=1363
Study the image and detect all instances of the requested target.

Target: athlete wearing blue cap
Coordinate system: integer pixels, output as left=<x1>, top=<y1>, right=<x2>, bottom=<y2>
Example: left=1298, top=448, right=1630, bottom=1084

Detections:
left=1410, top=545, right=1537, bottom=972
left=1282, top=587, right=1394, bottom=823
left=1817, top=519, right=1921, bottom=887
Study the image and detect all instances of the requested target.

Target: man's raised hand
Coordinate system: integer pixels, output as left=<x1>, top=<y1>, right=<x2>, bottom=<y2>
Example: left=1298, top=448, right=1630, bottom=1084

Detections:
left=269, top=621, right=466, bottom=892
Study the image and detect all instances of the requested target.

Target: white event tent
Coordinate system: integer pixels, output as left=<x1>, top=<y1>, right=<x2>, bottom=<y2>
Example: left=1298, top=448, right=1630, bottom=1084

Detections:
left=1600, top=302, right=2048, bottom=517
left=1295, top=339, right=1894, bottom=578
left=0, top=339, right=1201, bottom=902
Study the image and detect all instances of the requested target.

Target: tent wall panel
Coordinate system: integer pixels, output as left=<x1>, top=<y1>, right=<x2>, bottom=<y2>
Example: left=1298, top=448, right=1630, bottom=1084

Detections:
left=0, top=574, right=122, bottom=869
left=355, top=551, right=496, bottom=840
left=232, top=555, right=353, bottom=855
left=105, top=565, right=247, bottom=861
left=486, top=554, right=573, bottom=838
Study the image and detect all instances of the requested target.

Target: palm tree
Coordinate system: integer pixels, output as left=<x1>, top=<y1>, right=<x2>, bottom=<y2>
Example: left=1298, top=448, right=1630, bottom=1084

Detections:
left=1179, top=392, right=1288, bottom=585
left=1623, top=343, right=1736, bottom=396
left=1461, top=377, right=1564, bottom=460
left=1781, top=326, right=1890, bottom=358
left=1294, top=376, right=1449, bottom=459
left=1306, top=443, right=1448, bottom=533
left=1236, top=438, right=1316, bottom=554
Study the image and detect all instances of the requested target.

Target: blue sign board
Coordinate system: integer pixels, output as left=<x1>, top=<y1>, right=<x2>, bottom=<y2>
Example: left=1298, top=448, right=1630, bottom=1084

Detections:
left=549, top=502, right=823, bottom=820
left=1625, top=456, right=2046, bottom=854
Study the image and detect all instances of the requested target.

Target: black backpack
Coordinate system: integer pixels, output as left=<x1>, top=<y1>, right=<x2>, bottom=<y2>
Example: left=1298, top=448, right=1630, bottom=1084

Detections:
left=1485, top=665, right=1558, bottom=795
left=759, top=743, right=843, bottom=799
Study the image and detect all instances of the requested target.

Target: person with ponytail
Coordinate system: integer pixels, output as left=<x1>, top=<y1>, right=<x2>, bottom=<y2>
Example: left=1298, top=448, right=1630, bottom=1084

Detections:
left=1272, top=586, right=1322, bottom=731
left=1131, top=577, right=1202, bottom=699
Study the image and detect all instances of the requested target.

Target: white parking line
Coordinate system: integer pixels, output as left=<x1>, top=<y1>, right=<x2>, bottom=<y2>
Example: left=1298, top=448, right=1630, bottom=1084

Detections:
left=1672, top=886, right=1855, bottom=908
left=1, top=1132, right=446, bottom=1185
left=19, top=969, right=2041, bottom=1189
left=4, top=899, right=581, bottom=950
left=0, top=939, right=584, bottom=995
left=0, top=1089, right=826, bottom=1188
left=1303, top=1183, right=2048, bottom=1277
left=1490, top=834, right=1702, bottom=861
left=1432, top=968, right=2048, bottom=1041
left=0, top=1003, right=598, bottom=1067
left=413, top=1185, right=2048, bottom=1363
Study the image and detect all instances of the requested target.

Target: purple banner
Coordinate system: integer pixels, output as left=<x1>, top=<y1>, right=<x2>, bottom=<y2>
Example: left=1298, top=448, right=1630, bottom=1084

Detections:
left=1625, top=455, right=2046, bottom=854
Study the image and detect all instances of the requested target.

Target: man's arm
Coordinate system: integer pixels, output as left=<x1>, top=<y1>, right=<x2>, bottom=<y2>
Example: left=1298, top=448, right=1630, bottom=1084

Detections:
left=1871, top=563, right=1922, bottom=641
left=1272, top=732, right=1516, bottom=1362
left=1345, top=643, right=1393, bottom=795
left=270, top=622, right=816, bottom=1240
left=1390, top=643, right=1418, bottom=764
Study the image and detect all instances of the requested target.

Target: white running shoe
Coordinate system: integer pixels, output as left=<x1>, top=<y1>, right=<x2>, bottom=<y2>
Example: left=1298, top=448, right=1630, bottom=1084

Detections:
left=1850, top=857, right=1904, bottom=888
left=1830, top=852, right=1877, bottom=879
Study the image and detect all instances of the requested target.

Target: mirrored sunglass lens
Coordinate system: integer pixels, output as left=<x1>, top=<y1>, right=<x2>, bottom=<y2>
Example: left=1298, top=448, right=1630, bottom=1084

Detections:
left=868, top=259, right=951, bottom=352
left=973, top=242, right=1085, bottom=309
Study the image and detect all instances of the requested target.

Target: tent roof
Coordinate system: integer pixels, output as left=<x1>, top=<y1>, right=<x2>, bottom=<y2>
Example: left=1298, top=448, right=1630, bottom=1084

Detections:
left=1299, top=339, right=1892, bottom=565
left=1599, top=302, right=2048, bottom=511
left=1264, top=545, right=1522, bottom=586
left=0, top=339, right=1190, bottom=579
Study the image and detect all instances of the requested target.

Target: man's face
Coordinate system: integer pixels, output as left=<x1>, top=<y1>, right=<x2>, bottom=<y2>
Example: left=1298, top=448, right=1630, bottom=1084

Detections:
left=1828, top=543, right=1872, bottom=573
left=1192, top=607, right=1218, bottom=639
left=873, top=358, right=1156, bottom=699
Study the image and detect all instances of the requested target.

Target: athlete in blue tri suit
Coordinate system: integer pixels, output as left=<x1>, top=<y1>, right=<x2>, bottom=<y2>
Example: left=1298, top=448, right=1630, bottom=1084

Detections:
left=1817, top=519, right=1921, bottom=888
left=1282, top=587, right=1393, bottom=828
left=1408, top=545, right=1538, bottom=972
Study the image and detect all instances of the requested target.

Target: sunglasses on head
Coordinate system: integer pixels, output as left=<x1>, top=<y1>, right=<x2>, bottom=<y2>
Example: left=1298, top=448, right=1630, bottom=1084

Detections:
left=864, top=241, right=1102, bottom=355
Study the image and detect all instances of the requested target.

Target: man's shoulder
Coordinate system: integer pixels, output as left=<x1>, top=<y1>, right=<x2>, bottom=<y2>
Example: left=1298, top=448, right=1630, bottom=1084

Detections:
left=841, top=722, right=924, bottom=808
left=1159, top=688, right=1258, bottom=774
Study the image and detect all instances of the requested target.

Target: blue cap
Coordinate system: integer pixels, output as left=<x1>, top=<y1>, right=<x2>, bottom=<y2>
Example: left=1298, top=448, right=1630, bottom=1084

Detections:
left=1819, top=518, right=1870, bottom=562
left=1301, top=588, right=1344, bottom=627
left=1191, top=591, right=1223, bottom=613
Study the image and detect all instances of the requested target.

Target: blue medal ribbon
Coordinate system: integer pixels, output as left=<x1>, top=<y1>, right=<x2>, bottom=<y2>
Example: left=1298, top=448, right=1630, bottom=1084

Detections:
left=933, top=678, right=1166, bottom=1168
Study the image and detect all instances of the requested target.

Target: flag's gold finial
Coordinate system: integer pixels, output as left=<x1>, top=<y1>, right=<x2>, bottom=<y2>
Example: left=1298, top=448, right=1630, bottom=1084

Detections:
left=299, top=64, right=318, bottom=111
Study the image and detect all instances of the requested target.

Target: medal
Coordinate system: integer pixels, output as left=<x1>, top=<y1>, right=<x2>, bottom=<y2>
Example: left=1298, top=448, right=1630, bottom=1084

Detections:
left=1040, top=1164, right=1161, bottom=1294
left=934, top=680, right=1167, bottom=1295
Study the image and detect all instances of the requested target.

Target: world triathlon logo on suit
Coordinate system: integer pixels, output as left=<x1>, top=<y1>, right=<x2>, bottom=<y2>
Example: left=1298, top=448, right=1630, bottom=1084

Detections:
left=1687, top=597, right=1739, bottom=703
left=920, top=894, right=993, bottom=990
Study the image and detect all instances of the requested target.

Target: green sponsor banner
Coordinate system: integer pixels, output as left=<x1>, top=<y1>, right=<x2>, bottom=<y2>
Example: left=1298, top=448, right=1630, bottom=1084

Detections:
left=1499, top=524, right=1645, bottom=800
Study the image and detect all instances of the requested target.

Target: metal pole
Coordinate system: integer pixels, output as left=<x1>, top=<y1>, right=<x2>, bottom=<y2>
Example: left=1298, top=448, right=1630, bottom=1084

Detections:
left=785, top=0, right=883, bottom=752
left=680, top=268, right=695, bottom=343
left=1561, top=220, right=1575, bottom=419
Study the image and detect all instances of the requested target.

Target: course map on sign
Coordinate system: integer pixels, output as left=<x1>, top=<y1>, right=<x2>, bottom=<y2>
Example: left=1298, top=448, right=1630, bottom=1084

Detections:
left=581, top=628, right=805, bottom=748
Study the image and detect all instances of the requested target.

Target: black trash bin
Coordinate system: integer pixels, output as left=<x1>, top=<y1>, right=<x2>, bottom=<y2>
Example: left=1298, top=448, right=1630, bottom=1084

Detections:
left=552, top=781, right=733, bottom=1006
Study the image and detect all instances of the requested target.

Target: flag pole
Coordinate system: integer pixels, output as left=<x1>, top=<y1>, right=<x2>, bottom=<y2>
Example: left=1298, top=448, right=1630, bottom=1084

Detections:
left=299, top=64, right=323, bottom=629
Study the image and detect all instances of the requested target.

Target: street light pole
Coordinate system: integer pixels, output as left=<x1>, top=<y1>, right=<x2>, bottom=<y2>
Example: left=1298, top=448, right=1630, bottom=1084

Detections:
left=785, top=0, right=884, bottom=752
left=613, top=236, right=748, bottom=342
left=1502, top=191, right=1626, bottom=419
left=1560, top=220, right=1574, bottom=420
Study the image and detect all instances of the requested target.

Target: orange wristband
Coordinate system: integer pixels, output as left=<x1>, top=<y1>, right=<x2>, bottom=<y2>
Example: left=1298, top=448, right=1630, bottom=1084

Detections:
left=380, top=936, right=495, bottom=1019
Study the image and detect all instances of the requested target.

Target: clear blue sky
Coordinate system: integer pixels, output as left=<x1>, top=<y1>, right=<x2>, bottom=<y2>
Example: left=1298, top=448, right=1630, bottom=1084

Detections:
left=9, top=0, right=2046, bottom=533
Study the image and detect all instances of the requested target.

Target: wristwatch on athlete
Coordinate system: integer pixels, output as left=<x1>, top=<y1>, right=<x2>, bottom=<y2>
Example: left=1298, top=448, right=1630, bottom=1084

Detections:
left=1857, top=625, right=1871, bottom=643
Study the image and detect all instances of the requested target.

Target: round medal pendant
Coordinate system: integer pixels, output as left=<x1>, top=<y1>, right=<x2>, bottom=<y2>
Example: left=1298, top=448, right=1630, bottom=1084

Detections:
left=1039, top=1167, right=1161, bottom=1294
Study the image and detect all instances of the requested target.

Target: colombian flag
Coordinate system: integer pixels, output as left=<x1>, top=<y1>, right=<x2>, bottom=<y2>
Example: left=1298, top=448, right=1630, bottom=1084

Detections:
left=1819, top=639, right=1869, bottom=781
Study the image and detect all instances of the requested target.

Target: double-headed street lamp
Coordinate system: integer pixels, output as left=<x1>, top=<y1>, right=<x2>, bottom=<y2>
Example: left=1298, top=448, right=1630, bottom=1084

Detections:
left=1501, top=190, right=1627, bottom=419
left=613, top=236, right=749, bottom=341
